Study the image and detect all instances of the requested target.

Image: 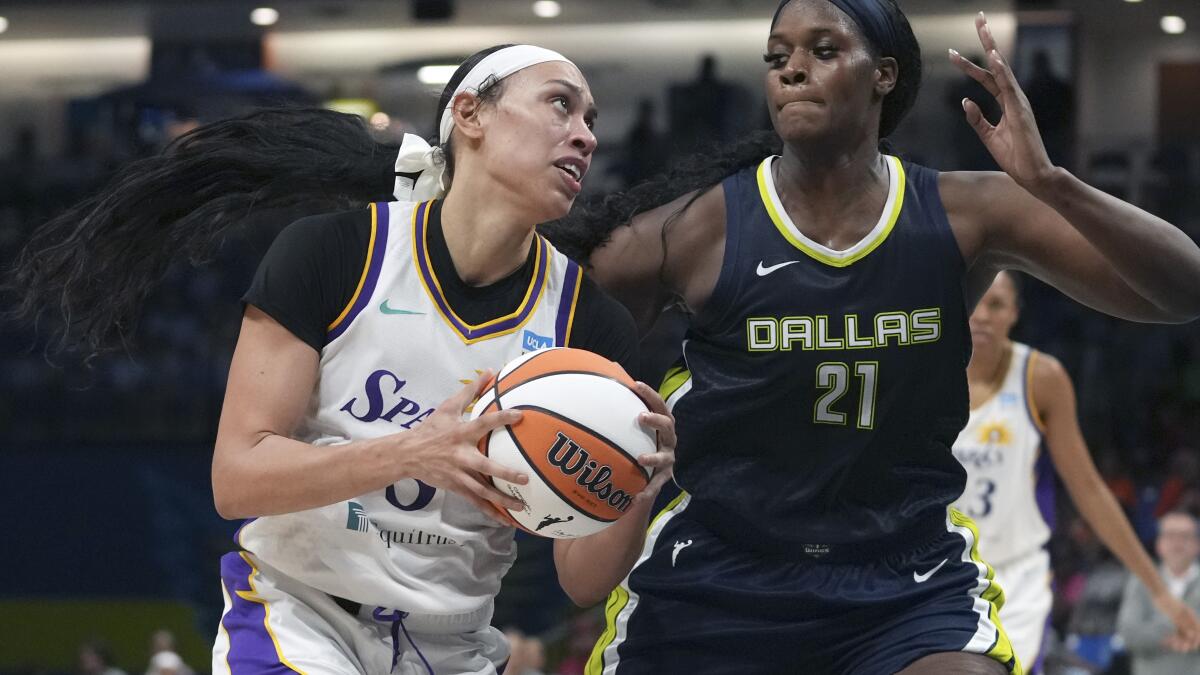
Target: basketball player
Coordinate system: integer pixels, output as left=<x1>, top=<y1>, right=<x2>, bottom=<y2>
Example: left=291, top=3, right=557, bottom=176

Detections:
left=13, top=2, right=1200, bottom=673
left=9, top=46, right=676, bottom=674
left=549, top=1, right=1200, bottom=673
left=952, top=271, right=1198, bottom=674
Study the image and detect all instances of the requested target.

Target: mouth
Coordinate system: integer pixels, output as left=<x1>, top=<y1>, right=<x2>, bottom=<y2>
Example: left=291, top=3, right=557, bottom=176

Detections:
left=554, top=157, right=587, bottom=193
left=779, top=99, right=824, bottom=110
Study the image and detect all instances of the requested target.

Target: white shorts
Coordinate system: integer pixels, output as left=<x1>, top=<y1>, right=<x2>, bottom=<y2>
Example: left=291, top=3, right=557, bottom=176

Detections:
left=993, top=549, right=1053, bottom=672
left=212, top=552, right=508, bottom=674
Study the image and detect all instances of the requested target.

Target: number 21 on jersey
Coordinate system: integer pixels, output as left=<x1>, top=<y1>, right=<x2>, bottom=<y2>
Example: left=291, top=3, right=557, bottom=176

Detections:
left=813, top=361, right=878, bottom=429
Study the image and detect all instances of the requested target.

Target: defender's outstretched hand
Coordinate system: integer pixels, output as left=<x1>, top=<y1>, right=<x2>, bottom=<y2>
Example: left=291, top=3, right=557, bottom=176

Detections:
left=950, top=12, right=1055, bottom=189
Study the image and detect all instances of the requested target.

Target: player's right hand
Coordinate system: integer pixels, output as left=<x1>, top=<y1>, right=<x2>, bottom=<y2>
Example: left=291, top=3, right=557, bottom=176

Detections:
left=1152, top=590, right=1200, bottom=652
left=397, top=371, right=529, bottom=522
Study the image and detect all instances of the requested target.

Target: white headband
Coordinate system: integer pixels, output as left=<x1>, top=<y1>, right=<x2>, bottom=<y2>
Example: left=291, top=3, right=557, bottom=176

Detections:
left=438, top=44, right=572, bottom=144
left=393, top=45, right=574, bottom=203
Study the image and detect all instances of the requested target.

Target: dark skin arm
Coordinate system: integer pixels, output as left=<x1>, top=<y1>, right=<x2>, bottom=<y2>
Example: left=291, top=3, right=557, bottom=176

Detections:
left=944, top=14, right=1200, bottom=321
left=588, top=185, right=727, bottom=334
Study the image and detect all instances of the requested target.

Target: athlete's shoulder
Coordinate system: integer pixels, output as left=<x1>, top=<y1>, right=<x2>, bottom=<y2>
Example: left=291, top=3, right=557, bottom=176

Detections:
left=1027, top=347, right=1068, bottom=388
left=1025, top=345, right=1071, bottom=428
left=276, top=206, right=372, bottom=250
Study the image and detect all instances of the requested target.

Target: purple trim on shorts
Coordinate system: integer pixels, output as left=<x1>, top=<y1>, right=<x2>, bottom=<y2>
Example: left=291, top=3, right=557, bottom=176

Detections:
left=1034, top=446, right=1056, bottom=530
left=327, top=202, right=391, bottom=342
left=554, top=257, right=581, bottom=346
left=219, top=552, right=300, bottom=674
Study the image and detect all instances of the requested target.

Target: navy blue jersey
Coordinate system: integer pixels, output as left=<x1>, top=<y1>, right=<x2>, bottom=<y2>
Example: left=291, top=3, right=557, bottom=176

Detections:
left=669, top=155, right=971, bottom=558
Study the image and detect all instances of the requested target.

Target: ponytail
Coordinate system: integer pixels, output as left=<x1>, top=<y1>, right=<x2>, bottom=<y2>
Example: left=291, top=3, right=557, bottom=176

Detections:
left=5, top=107, right=399, bottom=356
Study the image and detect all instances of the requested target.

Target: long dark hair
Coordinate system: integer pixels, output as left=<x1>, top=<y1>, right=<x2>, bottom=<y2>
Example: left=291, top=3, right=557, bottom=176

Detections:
left=547, top=0, right=922, bottom=262
left=5, top=46, right=513, bottom=357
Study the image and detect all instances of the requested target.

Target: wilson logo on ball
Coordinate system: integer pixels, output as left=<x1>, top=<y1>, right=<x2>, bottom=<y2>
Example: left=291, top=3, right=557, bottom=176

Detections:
left=471, top=347, right=657, bottom=539
left=546, top=432, right=634, bottom=513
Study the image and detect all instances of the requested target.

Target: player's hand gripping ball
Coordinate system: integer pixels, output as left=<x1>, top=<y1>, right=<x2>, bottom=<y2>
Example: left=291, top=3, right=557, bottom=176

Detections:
left=469, top=348, right=657, bottom=538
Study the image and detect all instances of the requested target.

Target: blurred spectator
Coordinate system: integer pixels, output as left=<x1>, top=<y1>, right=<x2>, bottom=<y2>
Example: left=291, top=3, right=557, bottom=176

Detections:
left=1021, top=49, right=1074, bottom=170
left=667, top=54, right=752, bottom=156
left=77, top=640, right=128, bottom=675
left=144, top=629, right=192, bottom=675
left=503, top=629, right=547, bottom=675
left=1099, top=452, right=1138, bottom=513
left=555, top=611, right=604, bottom=675
left=1154, top=449, right=1200, bottom=518
left=1116, top=511, right=1200, bottom=675
left=944, top=53, right=1001, bottom=171
left=611, top=98, right=666, bottom=188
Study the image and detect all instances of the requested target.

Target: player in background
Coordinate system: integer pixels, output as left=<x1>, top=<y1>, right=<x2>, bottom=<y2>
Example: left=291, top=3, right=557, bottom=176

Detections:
left=952, top=271, right=1200, bottom=673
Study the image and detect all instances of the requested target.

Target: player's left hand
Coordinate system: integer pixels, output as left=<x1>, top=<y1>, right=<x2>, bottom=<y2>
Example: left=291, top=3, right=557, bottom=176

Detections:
left=631, top=381, right=676, bottom=504
left=949, top=12, right=1056, bottom=190
left=1152, top=590, right=1200, bottom=652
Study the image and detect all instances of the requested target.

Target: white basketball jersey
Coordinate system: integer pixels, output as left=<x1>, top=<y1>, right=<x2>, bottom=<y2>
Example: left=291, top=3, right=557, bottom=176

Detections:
left=951, top=342, right=1053, bottom=567
left=237, top=200, right=585, bottom=616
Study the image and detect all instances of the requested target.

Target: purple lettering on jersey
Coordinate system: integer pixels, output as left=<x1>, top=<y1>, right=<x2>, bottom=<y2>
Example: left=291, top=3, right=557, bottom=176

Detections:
left=341, top=369, right=431, bottom=427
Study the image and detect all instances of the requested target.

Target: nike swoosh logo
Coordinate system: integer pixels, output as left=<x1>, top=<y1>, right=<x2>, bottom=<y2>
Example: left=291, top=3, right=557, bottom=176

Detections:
left=913, top=558, right=949, bottom=583
left=379, top=300, right=425, bottom=315
left=755, top=260, right=800, bottom=276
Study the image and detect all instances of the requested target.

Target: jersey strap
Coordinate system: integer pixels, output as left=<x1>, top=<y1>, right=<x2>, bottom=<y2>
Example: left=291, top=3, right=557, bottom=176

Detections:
left=327, top=202, right=391, bottom=341
left=411, top=200, right=550, bottom=344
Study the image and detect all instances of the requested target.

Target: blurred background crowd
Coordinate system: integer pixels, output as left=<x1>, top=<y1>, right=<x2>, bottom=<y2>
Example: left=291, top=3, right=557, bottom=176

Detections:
left=2, top=0, right=1199, bottom=673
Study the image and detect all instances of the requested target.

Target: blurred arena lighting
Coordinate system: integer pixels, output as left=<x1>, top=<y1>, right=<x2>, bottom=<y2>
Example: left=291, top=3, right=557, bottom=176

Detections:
left=325, top=97, right=378, bottom=119
left=0, top=16, right=8, bottom=35
left=417, top=64, right=459, bottom=85
left=1160, top=15, right=1186, bottom=34
left=532, top=1, right=563, bottom=19
left=251, top=7, right=280, bottom=27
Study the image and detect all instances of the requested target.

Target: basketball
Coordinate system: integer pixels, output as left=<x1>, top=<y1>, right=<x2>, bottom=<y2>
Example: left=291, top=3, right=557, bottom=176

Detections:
left=469, top=347, right=657, bottom=538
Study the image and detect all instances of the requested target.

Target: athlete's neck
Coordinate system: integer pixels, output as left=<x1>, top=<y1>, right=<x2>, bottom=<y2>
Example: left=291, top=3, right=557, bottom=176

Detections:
left=966, top=340, right=1012, bottom=407
left=774, top=139, right=889, bottom=249
left=440, top=182, right=537, bottom=287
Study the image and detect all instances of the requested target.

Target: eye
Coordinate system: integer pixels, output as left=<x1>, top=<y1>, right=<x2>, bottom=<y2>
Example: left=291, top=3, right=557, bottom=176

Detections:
left=763, top=52, right=788, bottom=69
left=813, top=44, right=839, bottom=59
left=552, top=96, right=570, bottom=112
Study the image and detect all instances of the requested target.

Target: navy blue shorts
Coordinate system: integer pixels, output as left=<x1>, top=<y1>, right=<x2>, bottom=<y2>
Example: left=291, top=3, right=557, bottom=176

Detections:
left=587, top=489, right=1021, bottom=675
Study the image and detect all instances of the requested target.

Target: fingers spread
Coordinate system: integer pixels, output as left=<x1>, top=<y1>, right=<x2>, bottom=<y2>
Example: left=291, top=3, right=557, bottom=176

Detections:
left=962, top=99, right=993, bottom=137
left=471, top=409, right=523, bottom=436
left=949, top=49, right=1000, bottom=97
left=444, top=375, right=484, bottom=414
left=464, top=474, right=526, bottom=511
left=976, top=12, right=997, bottom=54
left=473, top=454, right=530, bottom=486
left=988, top=50, right=1018, bottom=97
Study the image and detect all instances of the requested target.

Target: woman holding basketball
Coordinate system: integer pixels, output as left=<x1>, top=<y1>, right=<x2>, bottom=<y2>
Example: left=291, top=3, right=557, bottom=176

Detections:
left=556, top=1, right=1200, bottom=673
left=9, top=46, right=674, bottom=673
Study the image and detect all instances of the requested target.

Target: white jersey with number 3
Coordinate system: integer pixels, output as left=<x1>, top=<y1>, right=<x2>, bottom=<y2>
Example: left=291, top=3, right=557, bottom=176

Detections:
left=235, top=199, right=584, bottom=617
left=951, top=342, right=1051, bottom=568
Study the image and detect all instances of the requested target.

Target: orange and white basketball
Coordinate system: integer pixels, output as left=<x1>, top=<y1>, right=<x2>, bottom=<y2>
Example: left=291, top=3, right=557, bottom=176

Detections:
left=470, top=347, right=656, bottom=538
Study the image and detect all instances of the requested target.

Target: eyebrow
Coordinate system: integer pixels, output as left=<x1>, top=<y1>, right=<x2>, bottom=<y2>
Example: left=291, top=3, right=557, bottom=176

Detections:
left=768, top=26, right=836, bottom=41
left=548, top=78, right=598, bottom=120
